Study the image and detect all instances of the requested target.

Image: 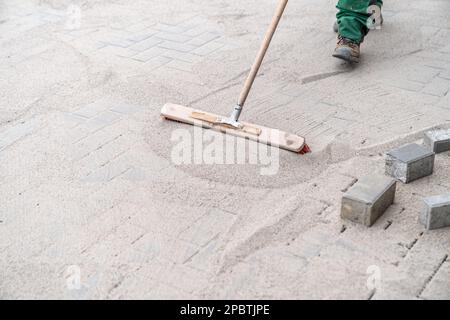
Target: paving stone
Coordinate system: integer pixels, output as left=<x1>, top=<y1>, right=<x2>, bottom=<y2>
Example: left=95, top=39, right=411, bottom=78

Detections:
left=187, top=32, right=221, bottom=47
left=79, top=110, right=122, bottom=133
left=126, top=29, right=159, bottom=42
left=420, top=258, right=450, bottom=299
left=432, top=28, right=450, bottom=45
left=128, top=37, right=163, bottom=52
left=132, top=46, right=168, bottom=62
left=183, top=25, right=208, bottom=37
left=420, top=25, right=440, bottom=39
left=157, top=41, right=196, bottom=53
left=0, top=119, right=40, bottom=150
left=163, top=265, right=210, bottom=294
left=109, top=104, right=144, bottom=115
left=178, top=209, right=235, bottom=247
left=92, top=111, right=122, bottom=125
left=386, top=143, right=435, bottom=184
left=79, top=117, right=111, bottom=133
left=439, top=69, right=450, bottom=80
left=154, top=32, right=192, bottom=43
left=64, top=125, right=91, bottom=144
left=422, top=76, right=450, bottom=97
left=166, top=59, right=194, bottom=72
left=420, top=193, right=450, bottom=230
left=61, top=112, right=88, bottom=128
left=341, top=174, right=396, bottom=227
left=141, top=56, right=172, bottom=71
left=424, top=128, right=450, bottom=153
left=405, top=65, right=440, bottom=84
left=76, top=134, right=133, bottom=176
left=191, top=41, right=224, bottom=56
left=71, top=121, right=127, bottom=160
left=82, top=155, right=131, bottom=183
left=391, top=80, right=425, bottom=92
left=102, top=38, right=134, bottom=48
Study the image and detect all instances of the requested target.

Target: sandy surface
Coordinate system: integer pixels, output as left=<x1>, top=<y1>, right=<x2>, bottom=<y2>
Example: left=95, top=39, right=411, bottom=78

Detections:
left=1, top=0, right=449, bottom=299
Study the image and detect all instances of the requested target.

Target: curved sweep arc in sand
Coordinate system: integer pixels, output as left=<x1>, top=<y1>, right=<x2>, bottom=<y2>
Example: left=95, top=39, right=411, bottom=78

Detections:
left=161, top=103, right=306, bottom=153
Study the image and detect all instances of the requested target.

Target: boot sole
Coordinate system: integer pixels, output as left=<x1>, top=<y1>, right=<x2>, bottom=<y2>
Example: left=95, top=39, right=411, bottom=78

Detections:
left=332, top=52, right=359, bottom=64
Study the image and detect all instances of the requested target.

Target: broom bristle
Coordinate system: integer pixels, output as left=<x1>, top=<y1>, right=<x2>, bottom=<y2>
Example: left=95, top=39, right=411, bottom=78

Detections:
left=299, top=144, right=311, bottom=155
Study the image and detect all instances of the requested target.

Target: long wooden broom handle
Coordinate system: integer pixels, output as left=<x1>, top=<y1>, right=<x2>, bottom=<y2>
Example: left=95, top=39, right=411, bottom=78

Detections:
left=237, top=0, right=289, bottom=108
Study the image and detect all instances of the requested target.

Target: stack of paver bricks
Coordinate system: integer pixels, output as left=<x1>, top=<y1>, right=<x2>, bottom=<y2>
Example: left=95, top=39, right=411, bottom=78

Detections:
left=341, top=128, right=450, bottom=230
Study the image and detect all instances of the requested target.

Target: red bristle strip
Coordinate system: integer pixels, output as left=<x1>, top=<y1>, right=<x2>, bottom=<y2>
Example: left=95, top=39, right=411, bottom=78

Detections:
left=299, top=144, right=311, bottom=155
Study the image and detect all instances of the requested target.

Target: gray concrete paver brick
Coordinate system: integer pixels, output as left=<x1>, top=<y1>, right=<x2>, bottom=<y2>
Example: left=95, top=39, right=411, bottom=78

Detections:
left=422, top=76, right=450, bottom=96
left=421, top=193, right=450, bottom=230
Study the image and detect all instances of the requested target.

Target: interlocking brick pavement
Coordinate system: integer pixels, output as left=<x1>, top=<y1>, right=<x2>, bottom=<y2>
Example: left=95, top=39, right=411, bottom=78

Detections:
left=1, top=0, right=450, bottom=300
left=89, top=15, right=234, bottom=74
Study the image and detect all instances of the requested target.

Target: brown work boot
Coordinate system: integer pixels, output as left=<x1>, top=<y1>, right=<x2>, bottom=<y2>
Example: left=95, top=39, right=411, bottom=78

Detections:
left=332, top=36, right=360, bottom=63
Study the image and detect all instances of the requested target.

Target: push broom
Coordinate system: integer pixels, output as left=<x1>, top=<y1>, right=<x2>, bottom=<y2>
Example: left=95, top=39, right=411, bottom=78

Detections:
left=161, top=0, right=311, bottom=154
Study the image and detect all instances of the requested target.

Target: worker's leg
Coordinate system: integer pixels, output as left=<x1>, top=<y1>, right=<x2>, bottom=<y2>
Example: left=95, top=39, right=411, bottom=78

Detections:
left=333, top=0, right=383, bottom=62
left=336, top=0, right=383, bottom=43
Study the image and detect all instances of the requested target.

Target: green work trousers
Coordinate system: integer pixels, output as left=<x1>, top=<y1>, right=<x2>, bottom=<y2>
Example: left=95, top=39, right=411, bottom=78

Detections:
left=336, top=0, right=383, bottom=43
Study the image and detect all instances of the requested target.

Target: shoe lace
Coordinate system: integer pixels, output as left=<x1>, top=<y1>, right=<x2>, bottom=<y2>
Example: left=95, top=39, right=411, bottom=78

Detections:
left=338, top=36, right=358, bottom=48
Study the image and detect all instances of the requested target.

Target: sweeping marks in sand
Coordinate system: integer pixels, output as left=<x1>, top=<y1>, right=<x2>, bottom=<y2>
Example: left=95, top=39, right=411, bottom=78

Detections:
left=170, top=125, right=280, bottom=176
